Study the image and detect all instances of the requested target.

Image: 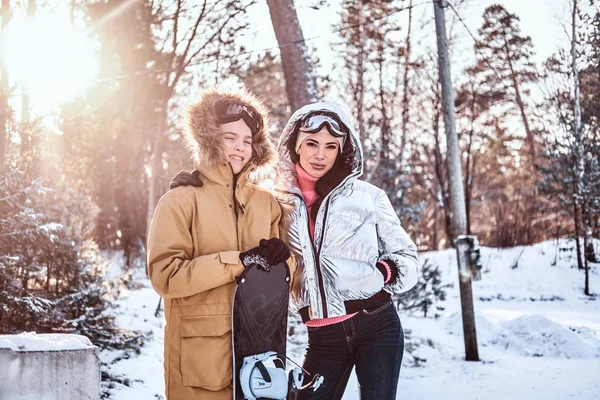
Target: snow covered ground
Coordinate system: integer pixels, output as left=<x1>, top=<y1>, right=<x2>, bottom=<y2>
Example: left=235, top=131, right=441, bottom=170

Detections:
left=102, top=239, right=600, bottom=399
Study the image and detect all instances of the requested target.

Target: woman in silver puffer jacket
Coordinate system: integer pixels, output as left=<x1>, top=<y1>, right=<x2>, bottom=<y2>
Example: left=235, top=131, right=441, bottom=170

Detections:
left=276, top=102, right=419, bottom=400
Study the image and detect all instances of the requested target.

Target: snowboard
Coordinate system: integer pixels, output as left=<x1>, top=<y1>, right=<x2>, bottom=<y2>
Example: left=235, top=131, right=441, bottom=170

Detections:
left=232, top=261, right=290, bottom=400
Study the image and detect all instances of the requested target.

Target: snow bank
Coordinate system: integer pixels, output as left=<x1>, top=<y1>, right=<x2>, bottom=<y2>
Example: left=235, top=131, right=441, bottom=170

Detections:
left=492, top=314, right=600, bottom=358
left=0, top=332, right=94, bottom=352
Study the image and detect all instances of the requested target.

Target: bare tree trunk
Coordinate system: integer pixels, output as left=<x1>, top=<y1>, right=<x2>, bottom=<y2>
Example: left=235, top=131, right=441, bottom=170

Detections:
left=0, top=0, right=10, bottom=169
left=571, top=0, right=585, bottom=274
left=20, top=0, right=35, bottom=173
left=584, top=213, right=591, bottom=295
left=586, top=206, right=597, bottom=263
left=399, top=0, right=413, bottom=167
left=502, top=33, right=535, bottom=171
left=266, top=0, right=319, bottom=112
left=356, top=0, right=365, bottom=140
left=433, top=202, right=440, bottom=250
left=377, top=41, right=389, bottom=162
left=147, top=107, right=167, bottom=237
left=434, top=0, right=479, bottom=362
left=433, top=90, right=452, bottom=244
left=434, top=114, right=452, bottom=244
left=552, top=224, right=560, bottom=266
left=46, top=262, right=51, bottom=292
left=70, top=0, right=75, bottom=24
left=573, top=196, right=584, bottom=270
left=465, top=89, right=475, bottom=235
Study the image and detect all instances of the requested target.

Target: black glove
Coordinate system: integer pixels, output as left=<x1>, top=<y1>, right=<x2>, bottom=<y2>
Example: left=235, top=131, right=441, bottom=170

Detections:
left=169, top=169, right=203, bottom=190
left=239, top=238, right=290, bottom=270
left=376, top=259, right=399, bottom=284
left=239, top=245, right=269, bottom=270
left=259, top=238, right=291, bottom=265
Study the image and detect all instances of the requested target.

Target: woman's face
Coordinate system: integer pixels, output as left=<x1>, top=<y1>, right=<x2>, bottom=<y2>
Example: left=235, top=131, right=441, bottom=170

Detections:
left=220, top=119, right=253, bottom=174
left=296, top=129, right=340, bottom=178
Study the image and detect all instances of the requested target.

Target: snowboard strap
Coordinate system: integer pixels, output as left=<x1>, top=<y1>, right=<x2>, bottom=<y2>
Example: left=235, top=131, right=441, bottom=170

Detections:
left=254, top=360, right=271, bottom=383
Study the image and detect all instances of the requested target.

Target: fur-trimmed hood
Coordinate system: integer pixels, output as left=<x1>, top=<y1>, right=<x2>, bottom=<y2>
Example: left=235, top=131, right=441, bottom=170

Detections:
left=183, top=88, right=277, bottom=170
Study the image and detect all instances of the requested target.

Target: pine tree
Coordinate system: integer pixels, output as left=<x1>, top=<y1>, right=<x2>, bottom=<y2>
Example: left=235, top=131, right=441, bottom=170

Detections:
left=473, top=5, right=540, bottom=171
left=0, top=169, right=142, bottom=349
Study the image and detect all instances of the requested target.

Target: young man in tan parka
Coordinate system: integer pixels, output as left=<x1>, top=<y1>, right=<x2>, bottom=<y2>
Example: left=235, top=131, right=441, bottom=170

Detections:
left=147, top=88, right=293, bottom=400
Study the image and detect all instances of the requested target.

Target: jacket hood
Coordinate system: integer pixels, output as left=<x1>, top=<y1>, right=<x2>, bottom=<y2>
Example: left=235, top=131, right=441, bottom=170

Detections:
left=183, top=88, right=277, bottom=170
left=276, top=102, right=363, bottom=191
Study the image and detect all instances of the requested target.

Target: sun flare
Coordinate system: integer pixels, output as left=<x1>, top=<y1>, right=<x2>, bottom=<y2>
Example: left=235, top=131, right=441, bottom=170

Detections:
left=5, top=12, right=100, bottom=112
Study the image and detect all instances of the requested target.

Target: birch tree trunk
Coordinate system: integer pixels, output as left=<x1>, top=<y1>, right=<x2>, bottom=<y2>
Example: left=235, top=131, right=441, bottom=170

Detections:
left=146, top=105, right=168, bottom=239
left=356, top=0, right=365, bottom=139
left=0, top=0, right=10, bottom=169
left=571, top=0, right=591, bottom=294
left=20, top=0, right=35, bottom=172
left=399, top=0, right=413, bottom=167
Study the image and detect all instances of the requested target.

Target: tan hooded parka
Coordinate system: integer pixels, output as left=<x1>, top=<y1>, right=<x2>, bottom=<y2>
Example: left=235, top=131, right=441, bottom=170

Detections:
left=147, top=89, right=287, bottom=400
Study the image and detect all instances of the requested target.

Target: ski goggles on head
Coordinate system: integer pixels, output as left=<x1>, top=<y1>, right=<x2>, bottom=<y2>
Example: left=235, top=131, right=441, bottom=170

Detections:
left=299, top=114, right=348, bottom=138
left=296, top=113, right=348, bottom=153
left=215, top=101, right=263, bottom=134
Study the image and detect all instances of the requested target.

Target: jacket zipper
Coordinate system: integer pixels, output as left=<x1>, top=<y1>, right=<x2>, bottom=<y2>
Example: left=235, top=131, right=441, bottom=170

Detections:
left=232, top=174, right=240, bottom=217
left=288, top=191, right=327, bottom=318
left=289, top=187, right=337, bottom=319
left=231, top=164, right=247, bottom=249
left=314, top=198, right=331, bottom=318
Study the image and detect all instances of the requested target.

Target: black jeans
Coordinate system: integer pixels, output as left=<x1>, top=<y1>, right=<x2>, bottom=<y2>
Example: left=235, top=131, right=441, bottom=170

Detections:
left=300, top=300, right=404, bottom=400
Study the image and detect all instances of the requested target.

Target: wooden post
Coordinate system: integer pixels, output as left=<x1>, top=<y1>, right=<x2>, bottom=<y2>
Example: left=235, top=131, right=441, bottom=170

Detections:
left=433, top=0, right=479, bottom=361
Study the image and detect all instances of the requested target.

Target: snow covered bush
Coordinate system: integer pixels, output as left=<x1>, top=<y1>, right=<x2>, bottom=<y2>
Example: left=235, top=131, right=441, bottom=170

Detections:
left=0, top=169, right=142, bottom=350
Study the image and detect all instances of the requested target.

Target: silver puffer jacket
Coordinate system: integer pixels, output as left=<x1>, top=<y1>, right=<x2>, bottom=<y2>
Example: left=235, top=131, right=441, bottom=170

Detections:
left=276, top=102, right=419, bottom=320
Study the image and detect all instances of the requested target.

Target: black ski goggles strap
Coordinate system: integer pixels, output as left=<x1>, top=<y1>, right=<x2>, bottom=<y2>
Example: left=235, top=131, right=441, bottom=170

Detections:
left=215, top=100, right=263, bottom=134
left=299, top=114, right=348, bottom=138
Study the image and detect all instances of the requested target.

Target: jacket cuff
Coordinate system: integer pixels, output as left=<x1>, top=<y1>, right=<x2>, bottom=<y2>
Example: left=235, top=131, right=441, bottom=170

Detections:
left=219, top=251, right=243, bottom=280
left=376, top=261, right=392, bottom=283
left=219, top=251, right=241, bottom=265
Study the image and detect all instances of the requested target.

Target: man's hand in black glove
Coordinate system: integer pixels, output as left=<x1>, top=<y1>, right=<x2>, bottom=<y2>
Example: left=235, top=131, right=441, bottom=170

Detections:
left=169, top=170, right=203, bottom=190
left=259, top=238, right=291, bottom=265
left=239, top=238, right=290, bottom=271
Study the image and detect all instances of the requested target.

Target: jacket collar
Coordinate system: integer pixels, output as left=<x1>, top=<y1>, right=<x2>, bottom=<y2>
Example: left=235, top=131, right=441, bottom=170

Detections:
left=197, top=161, right=256, bottom=189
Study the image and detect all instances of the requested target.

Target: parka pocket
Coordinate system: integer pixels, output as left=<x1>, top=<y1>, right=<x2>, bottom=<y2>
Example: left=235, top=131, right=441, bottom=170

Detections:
left=180, top=314, right=232, bottom=390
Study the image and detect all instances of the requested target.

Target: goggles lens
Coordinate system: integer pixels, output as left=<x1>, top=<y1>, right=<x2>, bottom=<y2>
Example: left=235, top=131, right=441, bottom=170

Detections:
left=299, top=114, right=347, bottom=137
left=215, top=101, right=262, bottom=133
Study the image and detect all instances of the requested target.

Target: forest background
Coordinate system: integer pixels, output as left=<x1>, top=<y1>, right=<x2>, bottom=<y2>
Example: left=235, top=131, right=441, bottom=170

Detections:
left=0, top=0, right=598, bottom=355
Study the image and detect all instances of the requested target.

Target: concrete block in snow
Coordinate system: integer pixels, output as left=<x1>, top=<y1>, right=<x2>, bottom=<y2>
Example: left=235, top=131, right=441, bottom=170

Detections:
left=0, top=333, right=100, bottom=400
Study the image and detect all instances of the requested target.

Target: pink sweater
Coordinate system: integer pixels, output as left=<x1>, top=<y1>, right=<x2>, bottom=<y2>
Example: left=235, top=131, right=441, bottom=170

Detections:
left=295, top=164, right=357, bottom=327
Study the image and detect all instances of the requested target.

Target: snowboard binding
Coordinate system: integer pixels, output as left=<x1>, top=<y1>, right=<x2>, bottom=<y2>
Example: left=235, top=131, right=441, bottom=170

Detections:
left=239, top=351, right=324, bottom=400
